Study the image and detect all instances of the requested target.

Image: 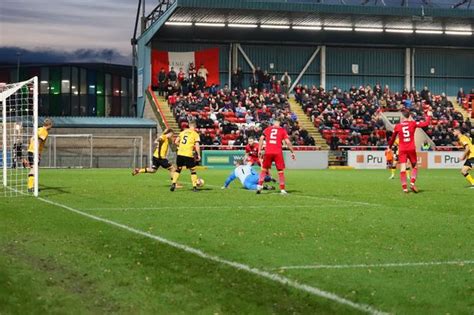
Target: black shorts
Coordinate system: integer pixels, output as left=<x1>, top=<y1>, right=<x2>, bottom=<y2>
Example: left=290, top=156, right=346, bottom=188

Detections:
left=464, top=158, right=474, bottom=168
left=176, top=155, right=196, bottom=169
left=27, top=152, right=40, bottom=166
left=152, top=157, right=172, bottom=170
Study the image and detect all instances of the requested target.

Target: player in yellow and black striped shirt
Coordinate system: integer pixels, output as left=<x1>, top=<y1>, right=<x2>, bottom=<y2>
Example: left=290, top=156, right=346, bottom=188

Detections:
left=453, top=128, right=474, bottom=188
left=170, top=120, right=201, bottom=192
left=132, top=128, right=175, bottom=177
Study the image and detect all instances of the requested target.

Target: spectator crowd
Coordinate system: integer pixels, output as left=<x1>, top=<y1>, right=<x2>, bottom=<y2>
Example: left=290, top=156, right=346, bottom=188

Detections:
left=154, top=63, right=472, bottom=149
left=295, top=83, right=472, bottom=149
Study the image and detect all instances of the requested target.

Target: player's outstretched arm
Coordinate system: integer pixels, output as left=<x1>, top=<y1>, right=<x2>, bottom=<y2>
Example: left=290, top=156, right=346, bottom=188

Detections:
left=194, top=142, right=201, bottom=161
left=284, top=139, right=296, bottom=160
left=258, top=135, right=265, bottom=158
left=388, top=130, right=398, bottom=149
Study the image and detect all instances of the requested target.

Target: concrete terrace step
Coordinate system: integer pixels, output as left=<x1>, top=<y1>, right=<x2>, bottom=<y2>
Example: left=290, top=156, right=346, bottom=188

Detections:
left=154, top=94, right=180, bottom=130
left=450, top=97, right=471, bottom=120
left=289, top=97, right=329, bottom=149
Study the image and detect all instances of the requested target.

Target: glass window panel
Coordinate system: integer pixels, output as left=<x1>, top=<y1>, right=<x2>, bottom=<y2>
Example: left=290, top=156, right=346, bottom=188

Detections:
left=71, top=67, right=79, bottom=96
left=105, top=73, right=112, bottom=96
left=80, top=68, right=87, bottom=95
left=40, top=67, right=49, bottom=94
left=61, top=66, right=71, bottom=94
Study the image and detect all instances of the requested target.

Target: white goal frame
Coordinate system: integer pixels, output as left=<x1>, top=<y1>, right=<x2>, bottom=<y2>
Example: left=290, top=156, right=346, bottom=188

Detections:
left=0, top=77, right=39, bottom=197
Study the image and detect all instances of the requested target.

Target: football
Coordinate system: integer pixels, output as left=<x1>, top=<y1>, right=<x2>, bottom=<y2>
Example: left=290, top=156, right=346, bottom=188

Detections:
left=196, top=178, right=205, bottom=187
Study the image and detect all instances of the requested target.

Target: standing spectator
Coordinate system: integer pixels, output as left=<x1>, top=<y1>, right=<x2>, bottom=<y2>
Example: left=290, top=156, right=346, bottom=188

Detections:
left=457, top=87, right=465, bottom=104
left=420, top=86, right=430, bottom=101
left=157, top=68, right=167, bottom=96
left=237, top=66, right=244, bottom=90
left=231, top=70, right=240, bottom=90
left=255, top=66, right=264, bottom=90
left=281, top=71, right=292, bottom=95
left=188, top=62, right=197, bottom=79
left=262, top=70, right=272, bottom=91
left=197, top=64, right=209, bottom=86
left=177, top=67, right=185, bottom=91
left=167, top=67, right=177, bottom=94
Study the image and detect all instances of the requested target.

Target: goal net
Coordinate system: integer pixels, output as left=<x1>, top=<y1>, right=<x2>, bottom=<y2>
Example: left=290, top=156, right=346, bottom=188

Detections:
left=42, top=134, right=144, bottom=169
left=0, top=77, right=38, bottom=197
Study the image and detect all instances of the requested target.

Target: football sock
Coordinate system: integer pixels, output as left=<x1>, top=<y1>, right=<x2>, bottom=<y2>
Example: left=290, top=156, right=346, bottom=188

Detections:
left=139, top=168, right=147, bottom=174
left=390, top=168, right=395, bottom=176
left=258, top=171, right=267, bottom=186
left=464, top=174, right=474, bottom=185
left=406, top=169, right=410, bottom=180
left=410, top=168, right=418, bottom=184
left=278, top=171, right=285, bottom=190
left=191, top=172, right=198, bottom=188
left=172, top=170, right=181, bottom=184
left=27, top=175, right=34, bottom=190
left=400, top=171, right=407, bottom=189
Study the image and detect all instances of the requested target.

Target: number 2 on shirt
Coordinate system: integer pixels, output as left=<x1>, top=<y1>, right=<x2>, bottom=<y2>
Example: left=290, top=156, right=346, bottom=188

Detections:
left=269, top=129, right=278, bottom=144
left=402, top=126, right=410, bottom=143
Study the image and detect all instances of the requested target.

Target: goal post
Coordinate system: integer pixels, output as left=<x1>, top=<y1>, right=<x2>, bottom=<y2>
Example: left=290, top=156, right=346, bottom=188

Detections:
left=0, top=77, right=39, bottom=197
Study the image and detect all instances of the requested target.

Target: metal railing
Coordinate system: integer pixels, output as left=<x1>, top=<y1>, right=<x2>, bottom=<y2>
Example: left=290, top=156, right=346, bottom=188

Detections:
left=145, top=0, right=176, bottom=30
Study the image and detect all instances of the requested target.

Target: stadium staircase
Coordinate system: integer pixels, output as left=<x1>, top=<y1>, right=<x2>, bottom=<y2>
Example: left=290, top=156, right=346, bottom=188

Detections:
left=155, top=94, right=180, bottom=131
left=288, top=98, right=344, bottom=165
left=289, top=97, right=329, bottom=150
left=450, top=97, right=471, bottom=119
left=145, top=87, right=180, bottom=132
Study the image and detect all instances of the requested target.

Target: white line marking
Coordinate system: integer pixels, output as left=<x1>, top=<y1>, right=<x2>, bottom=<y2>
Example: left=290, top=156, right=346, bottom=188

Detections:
left=83, top=204, right=360, bottom=211
left=274, top=260, right=474, bottom=270
left=37, top=196, right=387, bottom=315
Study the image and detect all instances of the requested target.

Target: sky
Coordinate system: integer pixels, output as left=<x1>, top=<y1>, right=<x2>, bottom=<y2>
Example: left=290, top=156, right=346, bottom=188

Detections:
left=0, top=0, right=137, bottom=65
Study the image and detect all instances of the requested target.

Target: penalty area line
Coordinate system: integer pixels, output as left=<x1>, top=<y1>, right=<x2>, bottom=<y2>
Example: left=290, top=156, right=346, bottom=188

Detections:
left=274, top=260, right=474, bottom=270
left=37, top=196, right=387, bottom=315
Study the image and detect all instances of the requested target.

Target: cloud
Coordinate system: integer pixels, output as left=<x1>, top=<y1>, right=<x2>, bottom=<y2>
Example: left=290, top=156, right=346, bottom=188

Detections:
left=0, top=0, right=137, bottom=56
left=0, top=47, right=132, bottom=65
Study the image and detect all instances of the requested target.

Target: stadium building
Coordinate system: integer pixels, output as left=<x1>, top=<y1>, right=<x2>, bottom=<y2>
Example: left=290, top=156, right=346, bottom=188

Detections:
left=0, top=63, right=134, bottom=117
left=136, top=0, right=474, bottom=118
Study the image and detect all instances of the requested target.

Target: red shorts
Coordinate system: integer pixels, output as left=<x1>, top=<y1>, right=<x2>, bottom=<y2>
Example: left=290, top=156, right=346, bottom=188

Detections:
left=247, top=156, right=261, bottom=166
left=262, top=153, right=285, bottom=170
left=398, top=150, right=417, bottom=165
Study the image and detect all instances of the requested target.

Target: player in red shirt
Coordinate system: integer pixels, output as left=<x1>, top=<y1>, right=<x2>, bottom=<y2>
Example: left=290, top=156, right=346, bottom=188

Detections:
left=257, top=120, right=296, bottom=195
left=388, top=110, right=432, bottom=193
left=245, top=137, right=261, bottom=166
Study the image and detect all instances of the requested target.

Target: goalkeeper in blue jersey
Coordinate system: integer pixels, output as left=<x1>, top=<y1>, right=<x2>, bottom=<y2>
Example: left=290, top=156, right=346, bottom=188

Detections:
left=222, top=159, right=275, bottom=190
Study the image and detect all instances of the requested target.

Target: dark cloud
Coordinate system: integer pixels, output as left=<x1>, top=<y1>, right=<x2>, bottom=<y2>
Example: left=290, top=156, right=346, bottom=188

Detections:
left=1, top=0, right=136, bottom=55
left=0, top=47, right=132, bottom=65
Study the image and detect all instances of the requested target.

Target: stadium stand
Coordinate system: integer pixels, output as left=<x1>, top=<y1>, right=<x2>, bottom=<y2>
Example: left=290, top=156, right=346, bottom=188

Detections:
left=294, top=84, right=473, bottom=149
left=150, top=82, right=319, bottom=148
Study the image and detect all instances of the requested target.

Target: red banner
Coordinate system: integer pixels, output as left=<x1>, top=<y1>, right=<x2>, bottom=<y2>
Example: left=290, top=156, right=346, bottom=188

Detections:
left=151, top=48, right=220, bottom=87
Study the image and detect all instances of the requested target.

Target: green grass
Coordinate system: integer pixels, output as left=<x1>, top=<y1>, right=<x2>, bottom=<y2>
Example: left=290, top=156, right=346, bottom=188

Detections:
left=0, top=168, right=473, bottom=314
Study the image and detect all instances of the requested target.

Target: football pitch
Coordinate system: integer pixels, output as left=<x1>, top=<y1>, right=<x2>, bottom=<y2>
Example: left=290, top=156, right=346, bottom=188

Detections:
left=0, top=168, right=473, bottom=314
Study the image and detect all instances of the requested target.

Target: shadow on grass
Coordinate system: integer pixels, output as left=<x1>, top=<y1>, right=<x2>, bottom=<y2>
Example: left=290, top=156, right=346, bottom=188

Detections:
left=39, top=185, right=71, bottom=196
